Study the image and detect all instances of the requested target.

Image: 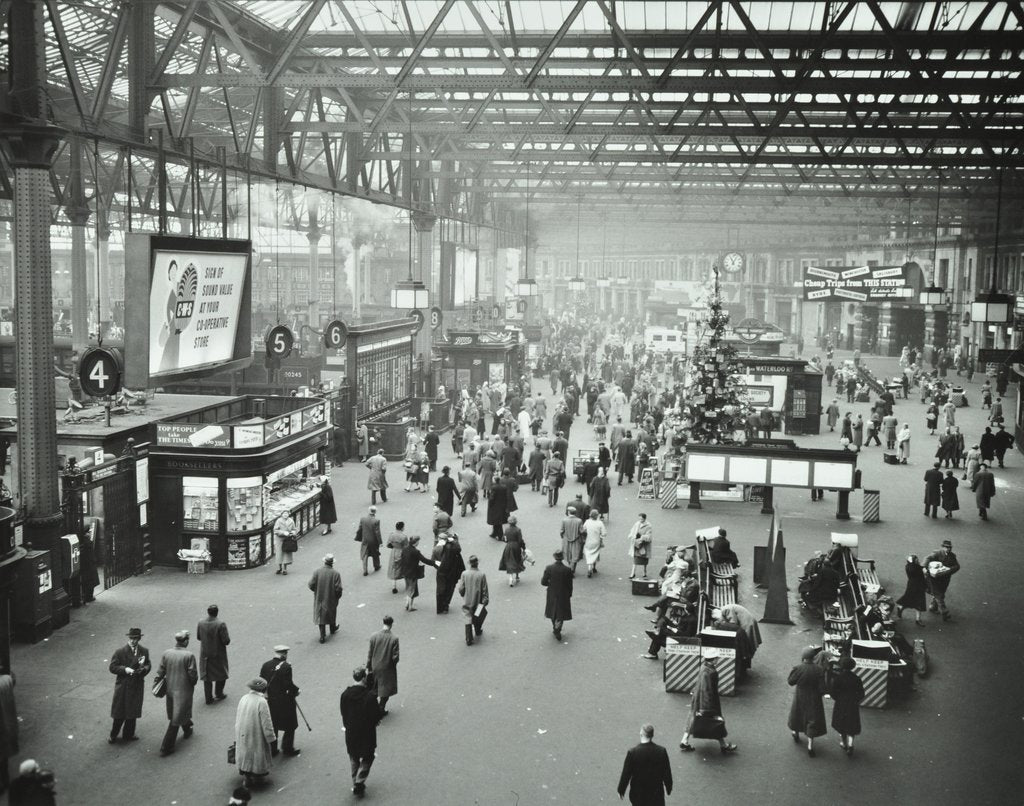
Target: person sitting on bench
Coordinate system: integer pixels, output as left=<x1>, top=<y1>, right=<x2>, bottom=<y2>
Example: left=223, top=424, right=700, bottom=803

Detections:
left=641, top=600, right=699, bottom=660
left=709, top=528, right=740, bottom=568
left=798, top=551, right=841, bottom=612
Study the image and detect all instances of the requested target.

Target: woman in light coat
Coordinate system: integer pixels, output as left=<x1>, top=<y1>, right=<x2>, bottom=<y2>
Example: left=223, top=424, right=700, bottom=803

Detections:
left=581, top=510, right=606, bottom=578
left=627, top=514, right=652, bottom=580
left=896, top=423, right=911, bottom=463
left=235, top=678, right=276, bottom=788
left=385, top=524, right=409, bottom=595
left=963, top=444, right=981, bottom=483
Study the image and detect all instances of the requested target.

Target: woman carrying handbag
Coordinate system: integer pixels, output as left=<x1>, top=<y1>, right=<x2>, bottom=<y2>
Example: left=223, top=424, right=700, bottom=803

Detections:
left=679, top=652, right=737, bottom=754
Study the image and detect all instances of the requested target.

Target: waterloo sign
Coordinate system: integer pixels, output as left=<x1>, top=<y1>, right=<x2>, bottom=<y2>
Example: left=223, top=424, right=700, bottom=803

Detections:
left=802, top=265, right=916, bottom=302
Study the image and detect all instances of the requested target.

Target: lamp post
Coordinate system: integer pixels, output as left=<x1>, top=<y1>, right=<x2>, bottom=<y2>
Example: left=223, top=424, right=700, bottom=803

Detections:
left=567, top=194, right=586, bottom=309
left=391, top=94, right=429, bottom=311
left=516, top=161, right=538, bottom=298
left=919, top=175, right=946, bottom=306
left=970, top=164, right=1013, bottom=326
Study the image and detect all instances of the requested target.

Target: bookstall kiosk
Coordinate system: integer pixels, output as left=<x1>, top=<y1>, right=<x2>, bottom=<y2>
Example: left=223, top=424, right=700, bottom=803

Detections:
left=437, top=330, right=527, bottom=394
left=148, top=396, right=329, bottom=570
left=738, top=356, right=823, bottom=436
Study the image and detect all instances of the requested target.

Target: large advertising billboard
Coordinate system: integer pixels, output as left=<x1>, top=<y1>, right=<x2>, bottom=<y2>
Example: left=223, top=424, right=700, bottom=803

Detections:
left=124, top=234, right=253, bottom=387
left=801, top=265, right=917, bottom=301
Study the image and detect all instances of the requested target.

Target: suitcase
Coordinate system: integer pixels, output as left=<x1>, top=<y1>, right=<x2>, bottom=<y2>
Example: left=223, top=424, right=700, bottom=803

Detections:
left=632, top=579, right=659, bottom=596
left=883, top=452, right=899, bottom=465
left=516, top=472, right=531, bottom=486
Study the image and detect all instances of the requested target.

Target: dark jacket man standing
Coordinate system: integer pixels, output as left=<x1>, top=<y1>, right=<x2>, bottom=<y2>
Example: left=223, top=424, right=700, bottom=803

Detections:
left=358, top=507, right=383, bottom=575
left=457, top=555, right=490, bottom=646
left=424, top=426, right=440, bottom=471
left=339, top=667, right=381, bottom=797
left=541, top=550, right=574, bottom=640
left=259, top=645, right=301, bottom=757
left=435, top=467, right=459, bottom=517
left=923, top=463, right=943, bottom=518
left=197, top=604, right=230, bottom=704
left=617, top=723, right=673, bottom=806
left=971, top=463, right=996, bottom=520
left=109, top=627, right=150, bottom=742
left=366, top=616, right=399, bottom=716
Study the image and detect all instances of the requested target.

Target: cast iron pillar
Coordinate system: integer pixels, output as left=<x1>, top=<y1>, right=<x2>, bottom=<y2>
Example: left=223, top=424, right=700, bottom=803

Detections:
left=96, top=215, right=112, bottom=339
left=413, top=212, right=437, bottom=391
left=306, top=214, right=323, bottom=353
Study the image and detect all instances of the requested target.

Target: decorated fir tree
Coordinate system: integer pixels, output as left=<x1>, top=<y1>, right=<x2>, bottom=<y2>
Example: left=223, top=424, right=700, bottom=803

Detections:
left=685, top=269, right=749, bottom=444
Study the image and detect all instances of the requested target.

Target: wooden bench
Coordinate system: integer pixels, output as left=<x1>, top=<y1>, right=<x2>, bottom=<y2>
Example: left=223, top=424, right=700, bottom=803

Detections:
left=711, top=561, right=737, bottom=578
left=855, top=557, right=883, bottom=595
left=708, top=573, right=738, bottom=608
left=823, top=615, right=856, bottom=656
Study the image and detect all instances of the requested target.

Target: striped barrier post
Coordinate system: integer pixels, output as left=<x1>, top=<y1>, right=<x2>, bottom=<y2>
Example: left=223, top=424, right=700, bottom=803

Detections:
left=705, top=646, right=738, bottom=696
left=862, top=489, right=881, bottom=523
left=852, top=657, right=888, bottom=708
left=660, top=480, right=678, bottom=509
left=663, top=637, right=702, bottom=693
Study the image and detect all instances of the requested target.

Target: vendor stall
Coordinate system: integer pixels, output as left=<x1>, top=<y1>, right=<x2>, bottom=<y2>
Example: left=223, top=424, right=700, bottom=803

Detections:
left=437, top=330, right=527, bottom=395
left=738, top=356, right=823, bottom=435
left=148, top=395, right=330, bottom=570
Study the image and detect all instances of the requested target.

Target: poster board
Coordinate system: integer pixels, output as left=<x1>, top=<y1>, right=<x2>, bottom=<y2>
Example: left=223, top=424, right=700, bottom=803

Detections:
left=637, top=467, right=657, bottom=499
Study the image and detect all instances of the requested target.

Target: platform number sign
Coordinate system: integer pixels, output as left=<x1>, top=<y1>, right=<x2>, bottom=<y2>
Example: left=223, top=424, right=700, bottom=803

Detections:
left=472, top=307, right=484, bottom=325
left=266, top=325, right=294, bottom=359
left=429, top=306, right=443, bottom=331
left=324, top=320, right=347, bottom=350
left=409, top=309, right=425, bottom=333
left=490, top=304, right=502, bottom=321
left=78, top=347, right=123, bottom=397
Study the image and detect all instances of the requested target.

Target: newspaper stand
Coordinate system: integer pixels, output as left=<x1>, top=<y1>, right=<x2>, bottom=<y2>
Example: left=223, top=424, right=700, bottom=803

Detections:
left=664, top=636, right=702, bottom=693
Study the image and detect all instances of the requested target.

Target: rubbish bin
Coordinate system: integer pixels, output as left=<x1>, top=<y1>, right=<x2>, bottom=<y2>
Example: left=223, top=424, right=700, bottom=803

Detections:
left=862, top=489, right=881, bottom=523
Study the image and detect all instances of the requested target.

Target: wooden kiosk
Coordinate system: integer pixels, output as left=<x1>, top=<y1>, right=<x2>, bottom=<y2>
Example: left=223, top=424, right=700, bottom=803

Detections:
left=738, top=356, right=824, bottom=436
left=437, top=330, right=526, bottom=395
left=148, top=396, right=330, bottom=569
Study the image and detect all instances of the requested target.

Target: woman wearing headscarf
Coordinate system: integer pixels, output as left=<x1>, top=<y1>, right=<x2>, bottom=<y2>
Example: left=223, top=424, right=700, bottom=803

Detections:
left=787, top=646, right=828, bottom=757
left=678, top=654, right=737, bottom=754
left=581, top=510, right=606, bottom=578
left=499, top=515, right=526, bottom=587
left=829, top=656, right=865, bottom=756
left=235, top=678, right=276, bottom=788
left=385, top=522, right=409, bottom=595
left=896, top=423, right=912, bottom=464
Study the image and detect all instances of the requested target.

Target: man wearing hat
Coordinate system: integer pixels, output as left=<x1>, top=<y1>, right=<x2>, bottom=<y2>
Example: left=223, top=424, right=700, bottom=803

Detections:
left=234, top=678, right=276, bottom=788
left=923, top=462, right=943, bottom=518
left=971, top=462, right=996, bottom=520
left=308, top=554, right=343, bottom=643
left=108, top=627, right=151, bottom=743
left=924, top=540, right=960, bottom=622
left=457, top=555, right=489, bottom=646
left=153, top=630, right=198, bottom=756
left=541, top=550, right=573, bottom=641
left=993, top=423, right=1014, bottom=468
left=260, top=646, right=301, bottom=757
left=365, top=616, right=399, bottom=717
left=197, top=604, right=230, bottom=705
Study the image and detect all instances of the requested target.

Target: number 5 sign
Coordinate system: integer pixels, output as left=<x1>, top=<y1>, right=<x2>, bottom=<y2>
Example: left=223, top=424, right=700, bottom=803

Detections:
left=265, top=325, right=294, bottom=359
left=78, top=347, right=123, bottom=397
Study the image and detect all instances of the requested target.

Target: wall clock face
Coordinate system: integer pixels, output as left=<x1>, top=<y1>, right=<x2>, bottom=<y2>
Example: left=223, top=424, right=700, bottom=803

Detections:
left=723, top=252, right=744, bottom=273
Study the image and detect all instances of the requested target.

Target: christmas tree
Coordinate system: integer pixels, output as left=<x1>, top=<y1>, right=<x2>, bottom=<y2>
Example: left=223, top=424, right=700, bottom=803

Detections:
left=685, top=268, right=749, bottom=444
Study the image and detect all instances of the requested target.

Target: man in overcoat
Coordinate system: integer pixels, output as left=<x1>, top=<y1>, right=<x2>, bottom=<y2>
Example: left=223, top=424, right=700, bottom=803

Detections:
left=541, top=550, right=574, bottom=640
left=154, top=630, right=198, bottom=756
left=260, top=645, right=301, bottom=757
left=365, top=449, right=388, bottom=505
left=365, top=616, right=399, bottom=716
left=617, top=723, right=673, bottom=806
left=435, top=466, right=459, bottom=517
left=358, top=507, right=383, bottom=575
left=196, top=604, right=230, bottom=704
left=339, top=667, right=381, bottom=796
left=309, top=554, right=343, bottom=643
left=971, top=462, right=996, bottom=520
left=923, top=462, right=943, bottom=518
left=457, top=555, right=490, bottom=646
left=108, top=626, right=150, bottom=743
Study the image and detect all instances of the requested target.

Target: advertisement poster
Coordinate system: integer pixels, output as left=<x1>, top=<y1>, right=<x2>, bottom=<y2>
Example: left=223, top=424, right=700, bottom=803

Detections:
left=802, top=265, right=916, bottom=301
left=156, top=423, right=232, bottom=448
left=149, top=249, right=249, bottom=377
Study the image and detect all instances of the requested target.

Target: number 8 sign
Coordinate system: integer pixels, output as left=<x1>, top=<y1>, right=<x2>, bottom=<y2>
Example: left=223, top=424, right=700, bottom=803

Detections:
left=78, top=347, right=123, bottom=397
left=266, top=325, right=294, bottom=359
left=323, top=319, right=347, bottom=349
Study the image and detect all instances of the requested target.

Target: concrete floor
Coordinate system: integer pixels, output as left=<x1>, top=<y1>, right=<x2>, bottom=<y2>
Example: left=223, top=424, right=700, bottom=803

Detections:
left=10, top=350, right=1024, bottom=806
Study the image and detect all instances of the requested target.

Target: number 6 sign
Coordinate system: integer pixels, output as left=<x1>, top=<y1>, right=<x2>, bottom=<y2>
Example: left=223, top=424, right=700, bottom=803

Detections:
left=323, top=319, right=347, bottom=349
left=78, top=346, right=123, bottom=397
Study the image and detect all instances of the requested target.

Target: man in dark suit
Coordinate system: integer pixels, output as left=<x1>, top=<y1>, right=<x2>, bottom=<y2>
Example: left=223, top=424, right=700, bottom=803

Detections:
left=260, top=645, right=301, bottom=757
left=108, top=627, right=151, bottom=743
left=923, top=462, right=943, bottom=518
left=541, top=550, right=573, bottom=641
left=196, top=604, right=230, bottom=704
left=617, top=723, right=673, bottom=806
left=339, top=666, right=381, bottom=797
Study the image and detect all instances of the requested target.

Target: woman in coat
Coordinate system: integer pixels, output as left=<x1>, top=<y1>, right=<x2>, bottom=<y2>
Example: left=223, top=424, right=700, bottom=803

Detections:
left=940, top=471, right=960, bottom=518
left=788, top=646, right=828, bottom=757
left=499, top=515, right=526, bottom=587
left=896, top=423, right=911, bottom=463
left=588, top=467, right=612, bottom=521
left=896, top=555, right=927, bottom=625
left=581, top=510, right=606, bottom=578
left=963, top=444, right=981, bottom=483
left=628, top=514, right=653, bottom=580
left=319, top=479, right=337, bottom=535
left=356, top=422, right=370, bottom=462
left=477, top=451, right=497, bottom=499
left=678, top=655, right=737, bottom=753
left=840, top=413, right=853, bottom=442
left=719, top=603, right=763, bottom=668
left=828, top=656, right=865, bottom=756
left=400, top=535, right=434, bottom=612
left=825, top=399, right=840, bottom=431
left=487, top=472, right=513, bottom=539
left=979, top=426, right=997, bottom=463
left=925, top=403, right=939, bottom=434
left=386, top=524, right=409, bottom=595
left=235, top=678, right=276, bottom=788
left=852, top=415, right=864, bottom=448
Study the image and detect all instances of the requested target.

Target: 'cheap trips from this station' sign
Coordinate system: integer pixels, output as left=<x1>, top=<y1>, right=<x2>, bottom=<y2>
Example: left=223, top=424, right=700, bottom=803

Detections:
left=802, top=265, right=915, bottom=302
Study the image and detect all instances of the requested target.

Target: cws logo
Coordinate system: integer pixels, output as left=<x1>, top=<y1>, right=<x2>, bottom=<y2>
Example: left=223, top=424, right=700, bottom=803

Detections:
left=174, top=263, right=199, bottom=333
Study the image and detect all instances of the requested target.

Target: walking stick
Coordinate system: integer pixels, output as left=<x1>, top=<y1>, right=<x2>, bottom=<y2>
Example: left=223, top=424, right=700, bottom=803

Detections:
left=295, top=698, right=312, bottom=731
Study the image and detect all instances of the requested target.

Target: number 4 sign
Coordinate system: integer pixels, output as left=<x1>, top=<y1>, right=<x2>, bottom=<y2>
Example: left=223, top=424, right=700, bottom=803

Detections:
left=78, top=347, right=123, bottom=397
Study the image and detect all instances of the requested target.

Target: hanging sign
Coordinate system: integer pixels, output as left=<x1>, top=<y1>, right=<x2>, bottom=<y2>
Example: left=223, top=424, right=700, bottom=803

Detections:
left=409, top=309, right=425, bottom=333
left=78, top=347, right=124, bottom=397
left=323, top=320, right=347, bottom=349
left=266, top=325, right=294, bottom=359
left=430, top=306, right=444, bottom=331
left=802, top=265, right=916, bottom=301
